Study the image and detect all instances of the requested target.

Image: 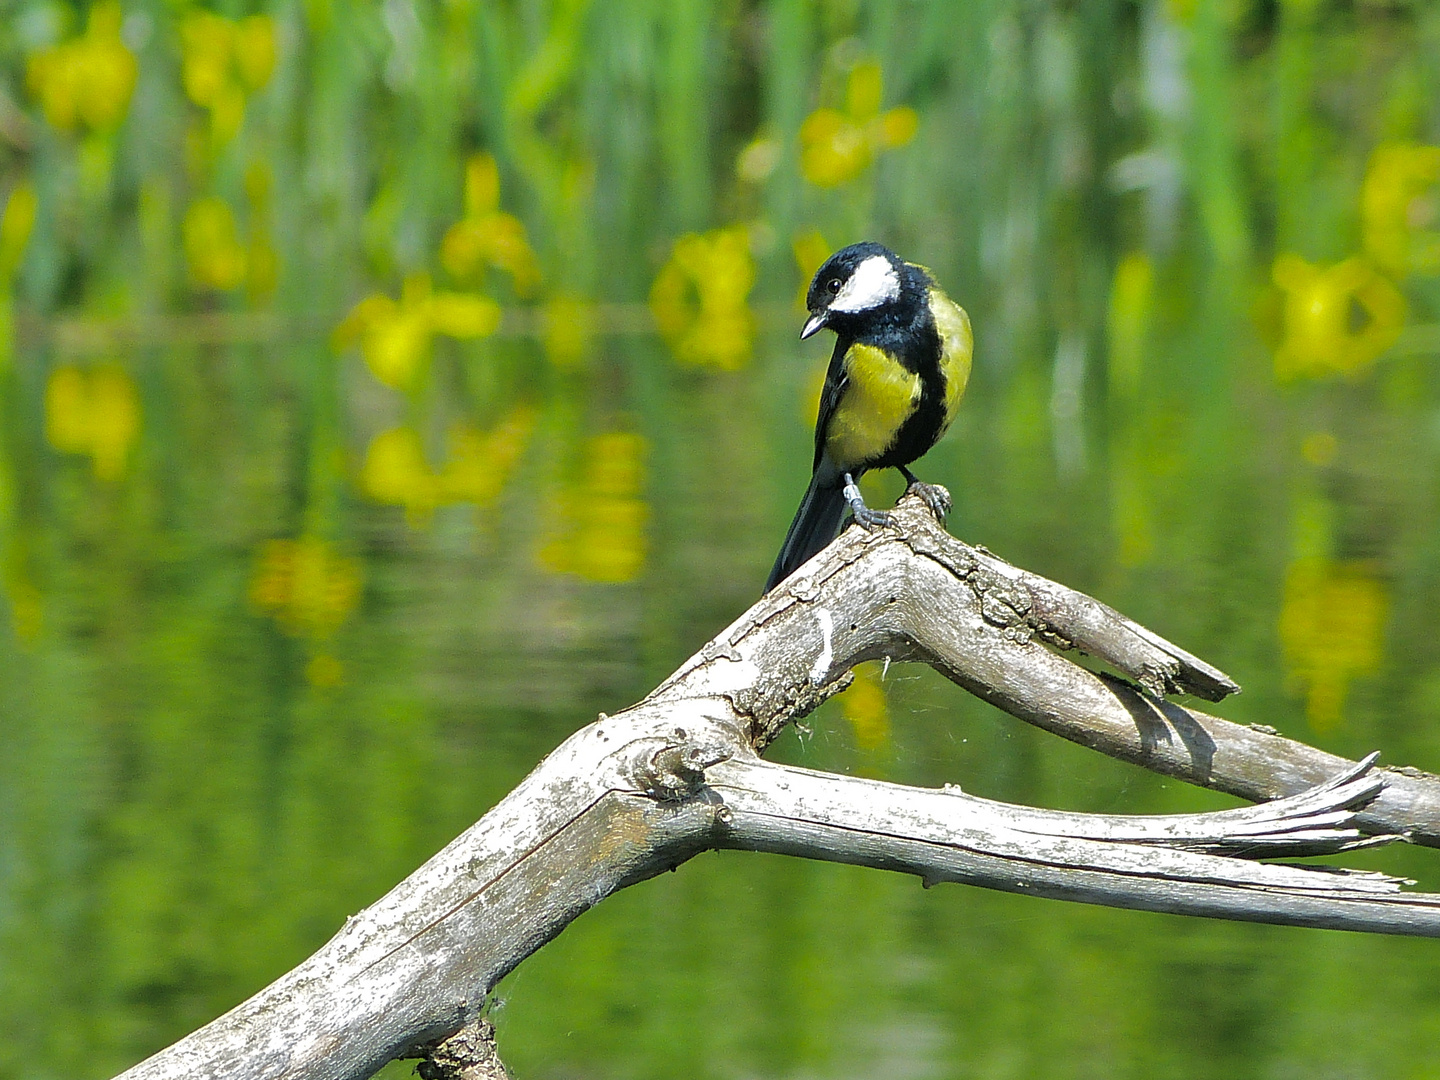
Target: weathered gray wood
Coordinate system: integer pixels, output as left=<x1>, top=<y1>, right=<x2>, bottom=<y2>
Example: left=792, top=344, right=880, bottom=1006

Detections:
left=712, top=755, right=1440, bottom=934
left=113, top=493, right=1440, bottom=1080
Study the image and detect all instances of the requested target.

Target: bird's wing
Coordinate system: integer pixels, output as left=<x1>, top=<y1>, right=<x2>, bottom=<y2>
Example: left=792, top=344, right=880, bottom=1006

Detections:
left=812, top=339, right=851, bottom=472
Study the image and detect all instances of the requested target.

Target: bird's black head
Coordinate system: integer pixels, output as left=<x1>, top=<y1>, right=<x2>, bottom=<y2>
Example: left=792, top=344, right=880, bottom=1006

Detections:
left=801, top=241, right=918, bottom=340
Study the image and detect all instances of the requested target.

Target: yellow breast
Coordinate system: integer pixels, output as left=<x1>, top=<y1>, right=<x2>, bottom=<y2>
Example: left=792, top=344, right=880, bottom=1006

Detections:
left=929, top=286, right=973, bottom=431
left=825, top=342, right=921, bottom=466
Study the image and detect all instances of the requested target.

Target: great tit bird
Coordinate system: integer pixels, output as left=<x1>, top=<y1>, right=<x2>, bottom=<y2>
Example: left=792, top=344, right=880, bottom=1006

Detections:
left=765, top=241, right=972, bottom=593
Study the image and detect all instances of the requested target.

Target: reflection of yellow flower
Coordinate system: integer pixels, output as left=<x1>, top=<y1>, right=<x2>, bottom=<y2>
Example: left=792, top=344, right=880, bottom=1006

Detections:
left=1272, top=254, right=1405, bottom=380
left=0, top=183, right=36, bottom=374
left=183, top=197, right=247, bottom=290
left=841, top=661, right=890, bottom=750
left=1362, top=143, right=1440, bottom=279
left=792, top=228, right=830, bottom=310
left=250, top=536, right=362, bottom=639
left=543, top=295, right=593, bottom=368
left=361, top=406, right=536, bottom=527
left=800, top=61, right=917, bottom=187
left=540, top=433, right=649, bottom=583
left=242, top=162, right=279, bottom=299
left=0, top=183, right=37, bottom=284
left=440, top=153, right=542, bottom=297
left=181, top=12, right=277, bottom=144
left=334, top=272, right=501, bottom=390
left=5, top=578, right=42, bottom=643
left=1279, top=557, right=1387, bottom=731
left=45, top=363, right=141, bottom=480
left=650, top=226, right=755, bottom=369
left=26, top=0, right=136, bottom=134
left=1107, top=252, right=1153, bottom=399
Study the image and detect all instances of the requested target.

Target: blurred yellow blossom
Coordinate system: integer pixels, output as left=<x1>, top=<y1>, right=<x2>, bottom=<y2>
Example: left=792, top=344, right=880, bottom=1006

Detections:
left=0, top=183, right=37, bottom=283
left=5, top=577, right=42, bottom=643
left=249, top=536, right=362, bottom=640
left=1107, top=252, right=1153, bottom=399
left=0, top=183, right=37, bottom=375
left=440, top=153, right=542, bottom=297
left=183, top=197, right=247, bottom=290
left=243, top=162, right=279, bottom=299
left=800, top=61, right=918, bottom=187
left=1361, top=143, right=1440, bottom=279
left=792, top=227, right=830, bottom=310
left=650, top=226, right=755, bottom=369
left=44, top=363, right=141, bottom=480
left=841, top=661, right=890, bottom=750
left=540, top=433, right=649, bottom=583
left=334, top=272, right=501, bottom=390
left=182, top=12, right=277, bottom=145
left=361, top=406, right=536, bottom=527
left=1272, top=254, right=1405, bottom=380
left=1279, top=557, right=1387, bottom=731
left=543, top=295, right=593, bottom=368
left=736, top=135, right=782, bottom=184
left=26, top=0, right=136, bottom=134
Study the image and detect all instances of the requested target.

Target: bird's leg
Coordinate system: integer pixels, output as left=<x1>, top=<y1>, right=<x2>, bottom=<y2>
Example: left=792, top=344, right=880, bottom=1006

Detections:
left=842, top=473, right=894, bottom=529
left=898, top=466, right=951, bottom=522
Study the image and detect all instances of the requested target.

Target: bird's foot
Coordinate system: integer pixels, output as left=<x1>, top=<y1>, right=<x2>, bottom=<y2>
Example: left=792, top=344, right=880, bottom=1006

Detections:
left=843, top=474, right=895, bottom=531
left=905, top=481, right=952, bottom=523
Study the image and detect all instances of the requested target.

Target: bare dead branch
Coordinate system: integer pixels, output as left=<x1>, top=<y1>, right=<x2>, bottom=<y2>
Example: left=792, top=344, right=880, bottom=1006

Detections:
left=112, top=493, right=1440, bottom=1080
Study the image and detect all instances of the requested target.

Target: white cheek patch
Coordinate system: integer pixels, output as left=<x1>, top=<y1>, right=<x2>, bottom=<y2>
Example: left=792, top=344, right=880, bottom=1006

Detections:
left=831, top=254, right=900, bottom=313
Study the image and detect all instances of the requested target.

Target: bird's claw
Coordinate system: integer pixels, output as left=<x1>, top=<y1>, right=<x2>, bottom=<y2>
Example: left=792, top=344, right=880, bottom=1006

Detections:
left=850, top=505, right=894, bottom=530
left=842, top=474, right=895, bottom=531
left=906, top=481, right=951, bottom=522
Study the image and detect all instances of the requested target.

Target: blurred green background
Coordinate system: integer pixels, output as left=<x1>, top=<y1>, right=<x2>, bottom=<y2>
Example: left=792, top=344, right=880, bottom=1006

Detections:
left=4, top=0, right=1440, bottom=1077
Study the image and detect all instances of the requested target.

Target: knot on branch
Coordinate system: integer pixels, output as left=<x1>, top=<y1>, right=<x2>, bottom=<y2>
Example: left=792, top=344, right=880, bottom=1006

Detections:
left=628, top=728, right=734, bottom=801
left=417, top=1016, right=509, bottom=1080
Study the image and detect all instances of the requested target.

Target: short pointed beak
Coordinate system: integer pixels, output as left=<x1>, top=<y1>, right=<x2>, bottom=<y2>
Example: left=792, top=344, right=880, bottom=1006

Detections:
left=800, top=312, right=828, bottom=340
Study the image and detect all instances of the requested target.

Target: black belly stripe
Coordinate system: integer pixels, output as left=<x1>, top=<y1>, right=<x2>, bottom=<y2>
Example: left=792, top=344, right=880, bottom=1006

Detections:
left=851, top=305, right=947, bottom=472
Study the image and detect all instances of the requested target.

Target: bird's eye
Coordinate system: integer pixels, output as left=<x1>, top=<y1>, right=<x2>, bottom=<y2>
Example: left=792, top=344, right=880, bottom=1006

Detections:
left=827, top=278, right=841, bottom=293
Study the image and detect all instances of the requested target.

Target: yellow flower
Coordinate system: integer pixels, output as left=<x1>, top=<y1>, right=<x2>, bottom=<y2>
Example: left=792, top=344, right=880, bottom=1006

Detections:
left=841, top=661, right=890, bottom=750
left=183, top=197, right=248, bottom=291
left=440, top=406, right=538, bottom=506
left=1272, top=254, right=1405, bottom=380
left=1361, top=143, right=1440, bottom=279
left=439, top=153, right=542, bottom=297
left=334, top=272, right=501, bottom=390
left=181, top=11, right=277, bottom=145
left=44, top=363, right=141, bottom=480
left=0, top=183, right=37, bottom=284
left=360, top=406, right=537, bottom=527
left=250, top=536, right=362, bottom=639
left=1107, top=252, right=1153, bottom=400
left=543, top=295, right=593, bottom=368
left=1279, top=557, right=1387, bottom=731
left=539, top=433, right=649, bottom=583
left=26, top=0, right=137, bottom=134
left=650, top=226, right=755, bottom=369
left=800, top=61, right=918, bottom=188
left=234, top=16, right=278, bottom=92
left=359, top=426, right=442, bottom=523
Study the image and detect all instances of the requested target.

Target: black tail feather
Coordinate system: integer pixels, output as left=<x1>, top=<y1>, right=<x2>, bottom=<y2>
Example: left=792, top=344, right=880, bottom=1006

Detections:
left=764, top=475, right=848, bottom=593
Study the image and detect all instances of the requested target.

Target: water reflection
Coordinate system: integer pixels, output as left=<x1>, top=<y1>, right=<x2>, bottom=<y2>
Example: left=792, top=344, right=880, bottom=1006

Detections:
left=3, top=2, right=1440, bottom=1078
